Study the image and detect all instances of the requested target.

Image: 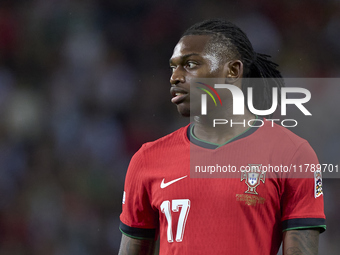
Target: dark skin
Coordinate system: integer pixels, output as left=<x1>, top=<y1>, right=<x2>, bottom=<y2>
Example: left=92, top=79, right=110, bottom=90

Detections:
left=118, top=237, right=155, bottom=255
left=118, top=35, right=320, bottom=255
left=283, top=229, right=320, bottom=255
left=169, top=35, right=256, bottom=145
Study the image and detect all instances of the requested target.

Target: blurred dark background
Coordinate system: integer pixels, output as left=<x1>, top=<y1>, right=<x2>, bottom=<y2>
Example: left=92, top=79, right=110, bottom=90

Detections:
left=0, top=0, right=339, bottom=254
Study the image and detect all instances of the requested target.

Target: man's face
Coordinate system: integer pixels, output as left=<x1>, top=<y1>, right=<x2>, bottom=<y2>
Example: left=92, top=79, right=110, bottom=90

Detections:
left=169, top=35, right=227, bottom=117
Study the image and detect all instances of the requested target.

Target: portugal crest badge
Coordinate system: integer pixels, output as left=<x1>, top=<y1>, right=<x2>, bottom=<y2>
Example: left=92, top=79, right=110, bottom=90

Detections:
left=241, top=164, right=265, bottom=195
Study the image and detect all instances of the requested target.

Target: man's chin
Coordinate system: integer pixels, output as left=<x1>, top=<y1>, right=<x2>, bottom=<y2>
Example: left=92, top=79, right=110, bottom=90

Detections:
left=176, top=105, right=191, bottom=117
left=178, top=110, right=190, bottom=117
left=180, top=112, right=190, bottom=117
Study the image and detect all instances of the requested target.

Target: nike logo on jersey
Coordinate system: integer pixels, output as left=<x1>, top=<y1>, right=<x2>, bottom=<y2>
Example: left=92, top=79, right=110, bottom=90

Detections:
left=160, top=176, right=187, bottom=189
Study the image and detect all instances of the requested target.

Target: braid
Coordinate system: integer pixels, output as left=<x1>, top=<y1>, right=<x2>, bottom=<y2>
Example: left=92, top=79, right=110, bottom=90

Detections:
left=182, top=19, right=284, bottom=118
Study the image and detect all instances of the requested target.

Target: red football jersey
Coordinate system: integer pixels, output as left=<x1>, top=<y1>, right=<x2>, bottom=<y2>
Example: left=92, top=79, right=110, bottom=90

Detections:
left=120, top=121, right=325, bottom=254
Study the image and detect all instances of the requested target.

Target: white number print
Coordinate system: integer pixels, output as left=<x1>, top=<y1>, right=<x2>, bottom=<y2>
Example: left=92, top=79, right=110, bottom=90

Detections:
left=160, top=199, right=191, bottom=243
left=160, top=200, right=173, bottom=243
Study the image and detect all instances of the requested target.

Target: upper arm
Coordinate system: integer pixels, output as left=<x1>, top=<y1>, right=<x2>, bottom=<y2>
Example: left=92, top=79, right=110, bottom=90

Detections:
left=281, top=143, right=326, bottom=233
left=283, top=229, right=320, bottom=255
left=119, top=147, right=158, bottom=254
left=120, top=146, right=158, bottom=236
left=118, top=234, right=156, bottom=255
left=281, top=143, right=325, bottom=254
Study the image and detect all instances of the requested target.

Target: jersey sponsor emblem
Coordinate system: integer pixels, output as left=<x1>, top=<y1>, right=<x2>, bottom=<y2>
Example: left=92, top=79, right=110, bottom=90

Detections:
left=160, top=176, right=187, bottom=189
left=241, top=164, right=265, bottom=195
left=314, top=170, right=323, bottom=198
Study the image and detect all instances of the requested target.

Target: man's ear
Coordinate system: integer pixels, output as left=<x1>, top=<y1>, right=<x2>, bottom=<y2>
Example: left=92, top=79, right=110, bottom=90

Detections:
left=224, top=60, right=243, bottom=84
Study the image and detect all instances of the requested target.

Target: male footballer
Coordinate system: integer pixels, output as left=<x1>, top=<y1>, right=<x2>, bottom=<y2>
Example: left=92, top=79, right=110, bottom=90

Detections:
left=118, top=19, right=325, bottom=255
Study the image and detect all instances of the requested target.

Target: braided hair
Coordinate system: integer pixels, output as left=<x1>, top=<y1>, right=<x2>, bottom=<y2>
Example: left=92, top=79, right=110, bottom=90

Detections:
left=182, top=19, right=284, bottom=118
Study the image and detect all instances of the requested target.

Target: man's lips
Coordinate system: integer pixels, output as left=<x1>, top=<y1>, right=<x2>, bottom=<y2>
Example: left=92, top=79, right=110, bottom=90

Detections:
left=170, top=87, right=188, bottom=104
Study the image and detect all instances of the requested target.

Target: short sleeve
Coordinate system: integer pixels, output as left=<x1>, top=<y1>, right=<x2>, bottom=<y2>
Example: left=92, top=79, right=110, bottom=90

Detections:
left=119, top=145, right=158, bottom=239
left=281, top=142, right=326, bottom=232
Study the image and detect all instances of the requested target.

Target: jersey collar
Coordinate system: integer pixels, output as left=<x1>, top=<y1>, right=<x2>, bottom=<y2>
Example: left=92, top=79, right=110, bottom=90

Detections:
left=187, top=116, right=262, bottom=149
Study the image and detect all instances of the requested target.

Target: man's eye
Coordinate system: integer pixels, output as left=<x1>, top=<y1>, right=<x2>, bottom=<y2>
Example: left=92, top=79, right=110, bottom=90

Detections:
left=170, top=66, right=176, bottom=72
left=186, top=62, right=197, bottom=68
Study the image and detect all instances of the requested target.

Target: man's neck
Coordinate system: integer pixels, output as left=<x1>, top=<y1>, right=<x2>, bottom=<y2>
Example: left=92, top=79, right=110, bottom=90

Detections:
left=192, top=109, right=256, bottom=145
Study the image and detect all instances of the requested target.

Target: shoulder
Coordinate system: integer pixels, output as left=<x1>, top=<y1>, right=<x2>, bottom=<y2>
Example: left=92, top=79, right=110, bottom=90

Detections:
left=137, top=124, right=189, bottom=155
left=260, top=119, right=309, bottom=149
left=263, top=120, right=319, bottom=169
left=128, top=124, right=189, bottom=166
left=125, top=125, right=189, bottom=181
left=254, top=120, right=318, bottom=166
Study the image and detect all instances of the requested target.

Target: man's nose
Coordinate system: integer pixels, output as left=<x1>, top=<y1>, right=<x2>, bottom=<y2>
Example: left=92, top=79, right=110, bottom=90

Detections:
left=170, top=67, right=185, bottom=85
